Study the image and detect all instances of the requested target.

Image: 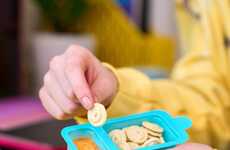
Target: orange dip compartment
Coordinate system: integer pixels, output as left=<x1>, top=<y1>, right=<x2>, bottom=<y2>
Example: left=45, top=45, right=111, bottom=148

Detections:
left=62, top=125, right=109, bottom=150
left=73, top=137, right=99, bottom=150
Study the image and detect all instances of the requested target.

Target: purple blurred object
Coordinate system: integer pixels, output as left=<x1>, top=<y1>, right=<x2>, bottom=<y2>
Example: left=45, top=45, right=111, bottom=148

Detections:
left=0, top=97, right=52, bottom=131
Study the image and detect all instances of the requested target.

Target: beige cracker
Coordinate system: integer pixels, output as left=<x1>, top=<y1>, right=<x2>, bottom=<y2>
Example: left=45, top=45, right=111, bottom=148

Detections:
left=109, top=129, right=127, bottom=144
left=127, top=142, right=140, bottom=149
left=87, top=103, right=107, bottom=126
left=118, top=142, right=132, bottom=150
left=125, top=125, right=148, bottom=144
left=142, top=137, right=161, bottom=147
left=142, top=121, right=163, bottom=133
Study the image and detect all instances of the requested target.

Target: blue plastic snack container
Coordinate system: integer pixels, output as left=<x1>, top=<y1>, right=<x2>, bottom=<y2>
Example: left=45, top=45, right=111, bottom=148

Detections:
left=61, top=110, right=192, bottom=150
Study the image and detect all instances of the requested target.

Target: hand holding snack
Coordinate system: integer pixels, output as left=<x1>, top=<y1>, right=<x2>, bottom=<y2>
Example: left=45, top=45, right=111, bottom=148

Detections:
left=40, top=45, right=214, bottom=150
left=39, top=45, right=118, bottom=120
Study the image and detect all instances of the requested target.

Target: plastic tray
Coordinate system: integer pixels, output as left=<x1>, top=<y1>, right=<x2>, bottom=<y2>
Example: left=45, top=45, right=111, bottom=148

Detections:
left=61, top=110, right=192, bottom=150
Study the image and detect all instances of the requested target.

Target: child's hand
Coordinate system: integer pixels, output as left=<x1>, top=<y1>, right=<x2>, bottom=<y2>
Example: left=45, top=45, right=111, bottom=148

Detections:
left=39, top=45, right=118, bottom=120
left=170, top=143, right=213, bottom=150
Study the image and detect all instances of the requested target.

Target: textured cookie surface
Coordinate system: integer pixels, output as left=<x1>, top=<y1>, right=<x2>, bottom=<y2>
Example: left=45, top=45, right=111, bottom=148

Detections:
left=87, top=103, right=107, bottom=126
left=127, top=142, right=140, bottom=149
left=109, top=129, right=127, bottom=144
left=118, top=143, right=132, bottom=150
left=142, top=121, right=163, bottom=133
left=142, top=137, right=161, bottom=147
left=125, top=126, right=148, bottom=144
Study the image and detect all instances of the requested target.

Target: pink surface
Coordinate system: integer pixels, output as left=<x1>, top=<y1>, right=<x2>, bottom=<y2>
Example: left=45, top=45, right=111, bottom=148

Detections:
left=0, top=97, right=52, bottom=131
left=0, top=133, right=55, bottom=150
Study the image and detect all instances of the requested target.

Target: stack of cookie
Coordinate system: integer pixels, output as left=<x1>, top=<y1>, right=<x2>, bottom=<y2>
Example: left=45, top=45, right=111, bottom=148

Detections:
left=109, top=121, right=165, bottom=150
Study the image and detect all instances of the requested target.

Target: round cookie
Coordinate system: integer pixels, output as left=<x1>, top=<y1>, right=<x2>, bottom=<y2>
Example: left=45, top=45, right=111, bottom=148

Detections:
left=159, top=137, right=165, bottom=144
left=142, top=137, right=161, bottom=147
left=143, top=127, right=162, bottom=137
left=87, top=103, right=107, bottom=126
left=118, top=142, right=132, bottom=150
left=109, top=129, right=127, bottom=144
left=127, top=142, right=140, bottom=149
left=142, top=121, right=163, bottom=133
left=125, top=126, right=148, bottom=144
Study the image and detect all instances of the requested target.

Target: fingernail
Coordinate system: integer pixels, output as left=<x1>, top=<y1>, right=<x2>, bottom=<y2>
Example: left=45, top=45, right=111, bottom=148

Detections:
left=81, top=96, right=93, bottom=110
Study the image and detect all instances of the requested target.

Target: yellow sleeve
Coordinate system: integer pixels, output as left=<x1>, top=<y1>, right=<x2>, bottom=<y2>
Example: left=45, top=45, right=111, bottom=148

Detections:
left=106, top=51, right=230, bottom=149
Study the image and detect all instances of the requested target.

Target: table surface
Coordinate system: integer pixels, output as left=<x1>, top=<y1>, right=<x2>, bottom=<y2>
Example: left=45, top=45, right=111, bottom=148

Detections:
left=0, top=96, right=52, bottom=131
left=1, top=96, right=76, bottom=146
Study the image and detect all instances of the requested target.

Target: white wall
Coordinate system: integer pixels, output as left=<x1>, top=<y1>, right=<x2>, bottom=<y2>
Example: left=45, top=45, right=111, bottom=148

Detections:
left=149, top=0, right=177, bottom=37
left=149, top=0, right=180, bottom=58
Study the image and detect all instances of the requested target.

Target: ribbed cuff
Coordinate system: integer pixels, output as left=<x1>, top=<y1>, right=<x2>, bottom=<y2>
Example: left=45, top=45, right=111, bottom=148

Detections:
left=102, top=62, right=120, bottom=97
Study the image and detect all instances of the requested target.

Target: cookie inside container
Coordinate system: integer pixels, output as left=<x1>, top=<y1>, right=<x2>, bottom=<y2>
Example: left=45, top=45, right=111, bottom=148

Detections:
left=102, top=113, right=179, bottom=149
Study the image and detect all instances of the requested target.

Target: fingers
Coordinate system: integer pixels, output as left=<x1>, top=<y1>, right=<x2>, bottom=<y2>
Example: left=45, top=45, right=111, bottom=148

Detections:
left=43, top=71, right=79, bottom=114
left=40, top=44, right=95, bottom=120
left=49, top=55, right=75, bottom=101
left=64, top=46, right=94, bottom=110
left=39, top=87, right=70, bottom=120
left=65, top=65, right=94, bottom=110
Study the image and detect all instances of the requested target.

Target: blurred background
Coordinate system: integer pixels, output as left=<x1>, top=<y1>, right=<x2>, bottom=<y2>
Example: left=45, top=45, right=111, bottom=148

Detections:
left=0, top=0, right=179, bottom=149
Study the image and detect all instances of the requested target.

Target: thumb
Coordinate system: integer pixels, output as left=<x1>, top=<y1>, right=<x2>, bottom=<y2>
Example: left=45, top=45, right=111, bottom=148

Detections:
left=65, top=67, right=94, bottom=110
